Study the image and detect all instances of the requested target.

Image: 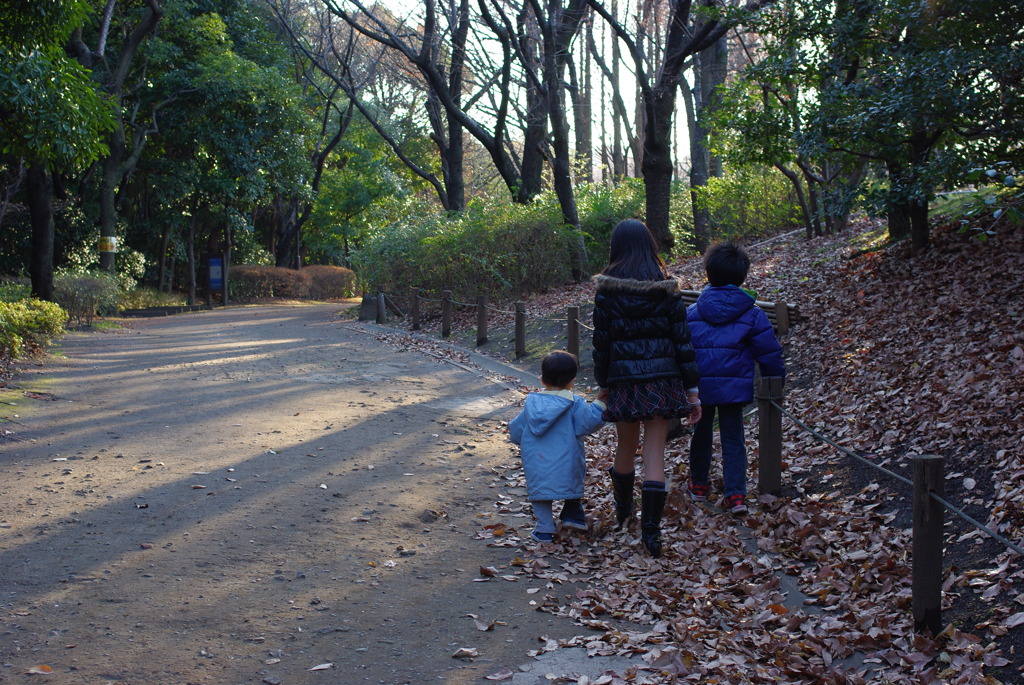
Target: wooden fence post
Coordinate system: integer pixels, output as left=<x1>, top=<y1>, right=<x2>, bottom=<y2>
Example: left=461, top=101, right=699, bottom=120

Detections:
left=411, top=288, right=420, bottom=330
left=567, top=306, right=580, bottom=358
left=376, top=292, right=387, bottom=324
left=441, top=290, right=452, bottom=338
left=477, top=295, right=488, bottom=346
left=756, top=376, right=784, bottom=496
left=913, top=454, right=945, bottom=635
left=774, top=301, right=791, bottom=335
left=515, top=302, right=526, bottom=358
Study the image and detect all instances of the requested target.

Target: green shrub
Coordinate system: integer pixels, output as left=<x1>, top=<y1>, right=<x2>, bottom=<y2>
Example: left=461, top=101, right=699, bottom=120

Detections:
left=0, top=298, right=67, bottom=358
left=304, top=265, right=358, bottom=299
left=353, top=195, right=587, bottom=300
left=693, top=166, right=803, bottom=240
left=118, top=287, right=187, bottom=310
left=576, top=178, right=647, bottom=269
left=0, top=281, right=31, bottom=303
left=52, top=272, right=120, bottom=326
left=229, top=265, right=312, bottom=301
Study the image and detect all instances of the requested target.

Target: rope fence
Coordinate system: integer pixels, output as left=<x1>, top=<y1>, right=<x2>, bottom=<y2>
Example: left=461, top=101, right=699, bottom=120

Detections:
left=368, top=288, right=591, bottom=358
left=369, top=287, right=797, bottom=359
left=755, top=377, right=1023, bottom=636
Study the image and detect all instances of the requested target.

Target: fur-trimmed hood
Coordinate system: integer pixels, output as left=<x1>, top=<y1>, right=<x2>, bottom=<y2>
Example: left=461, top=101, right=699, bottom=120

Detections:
left=592, top=274, right=681, bottom=295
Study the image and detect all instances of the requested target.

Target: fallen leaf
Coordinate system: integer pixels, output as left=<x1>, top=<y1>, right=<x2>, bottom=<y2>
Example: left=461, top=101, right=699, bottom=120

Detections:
left=452, top=647, right=478, bottom=659
left=307, top=662, right=333, bottom=671
left=26, top=665, right=52, bottom=674
left=485, top=669, right=514, bottom=680
left=1004, top=612, right=1024, bottom=628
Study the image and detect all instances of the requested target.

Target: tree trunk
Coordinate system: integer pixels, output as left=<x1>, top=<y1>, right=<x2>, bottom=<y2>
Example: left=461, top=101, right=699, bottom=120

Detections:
left=806, top=181, right=824, bottom=237
left=26, top=162, right=55, bottom=302
left=187, top=209, right=197, bottom=305
left=611, top=0, right=625, bottom=180
left=567, top=49, right=592, bottom=184
left=547, top=67, right=586, bottom=279
left=830, top=158, right=867, bottom=232
left=700, top=38, right=728, bottom=179
left=274, top=196, right=300, bottom=267
left=687, top=36, right=728, bottom=254
left=98, top=121, right=123, bottom=271
left=643, top=87, right=677, bottom=253
left=887, top=200, right=912, bottom=242
left=443, top=0, right=469, bottom=210
left=158, top=222, right=172, bottom=291
left=519, top=75, right=547, bottom=202
left=89, top=1, right=164, bottom=273
left=911, top=199, right=929, bottom=254
left=445, top=106, right=466, bottom=210
left=224, top=220, right=232, bottom=306
left=774, top=163, right=815, bottom=239
left=682, top=76, right=710, bottom=253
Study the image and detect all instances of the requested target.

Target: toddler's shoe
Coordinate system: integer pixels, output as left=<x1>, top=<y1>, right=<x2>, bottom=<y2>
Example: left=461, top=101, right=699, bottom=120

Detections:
left=559, top=517, right=588, bottom=532
left=530, top=531, right=554, bottom=543
left=559, top=500, right=588, bottom=531
left=687, top=482, right=709, bottom=502
left=725, top=494, right=748, bottom=515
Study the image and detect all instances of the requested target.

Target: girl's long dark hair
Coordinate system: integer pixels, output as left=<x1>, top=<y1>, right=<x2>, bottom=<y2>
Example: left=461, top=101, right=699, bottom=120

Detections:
left=601, top=219, right=668, bottom=281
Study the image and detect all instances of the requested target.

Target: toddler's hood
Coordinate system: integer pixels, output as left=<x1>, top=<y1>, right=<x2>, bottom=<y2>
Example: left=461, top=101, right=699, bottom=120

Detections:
left=695, top=285, right=756, bottom=325
left=520, top=393, right=573, bottom=437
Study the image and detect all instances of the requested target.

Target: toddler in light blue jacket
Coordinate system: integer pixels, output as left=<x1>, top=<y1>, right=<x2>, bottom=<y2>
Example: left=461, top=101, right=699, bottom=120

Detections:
left=509, top=351, right=606, bottom=542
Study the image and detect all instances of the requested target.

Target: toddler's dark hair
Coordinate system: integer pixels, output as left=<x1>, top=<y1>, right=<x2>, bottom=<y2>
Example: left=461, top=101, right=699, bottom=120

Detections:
left=704, top=241, right=750, bottom=287
left=541, top=351, right=578, bottom=388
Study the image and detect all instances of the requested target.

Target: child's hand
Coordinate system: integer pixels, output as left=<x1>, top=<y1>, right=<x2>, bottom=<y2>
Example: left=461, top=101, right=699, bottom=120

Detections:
left=597, top=387, right=609, bottom=402
left=688, top=403, right=702, bottom=424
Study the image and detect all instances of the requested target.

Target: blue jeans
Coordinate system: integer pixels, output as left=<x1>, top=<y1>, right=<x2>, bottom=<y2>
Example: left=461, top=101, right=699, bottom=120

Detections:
left=689, top=403, right=747, bottom=497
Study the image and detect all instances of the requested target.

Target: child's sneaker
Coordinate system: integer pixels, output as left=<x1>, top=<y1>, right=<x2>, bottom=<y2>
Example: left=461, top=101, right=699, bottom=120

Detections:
left=725, top=494, right=748, bottom=515
left=559, top=499, right=588, bottom=531
left=687, top=482, right=709, bottom=502
left=530, top=531, right=554, bottom=543
left=559, top=517, right=588, bottom=532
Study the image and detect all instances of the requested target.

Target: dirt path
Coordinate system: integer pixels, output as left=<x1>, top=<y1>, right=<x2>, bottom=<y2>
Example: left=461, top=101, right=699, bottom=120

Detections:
left=0, top=304, right=620, bottom=685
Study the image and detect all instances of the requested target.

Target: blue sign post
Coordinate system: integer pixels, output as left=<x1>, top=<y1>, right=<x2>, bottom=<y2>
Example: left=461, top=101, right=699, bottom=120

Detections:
left=209, top=257, right=223, bottom=292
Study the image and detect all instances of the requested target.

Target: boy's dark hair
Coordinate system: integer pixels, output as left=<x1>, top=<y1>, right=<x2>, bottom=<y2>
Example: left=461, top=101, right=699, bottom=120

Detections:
left=704, top=240, right=750, bottom=287
left=541, top=350, right=579, bottom=388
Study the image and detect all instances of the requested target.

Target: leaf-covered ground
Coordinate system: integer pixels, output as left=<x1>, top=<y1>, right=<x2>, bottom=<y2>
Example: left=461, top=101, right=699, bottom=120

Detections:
left=381, top=220, right=1024, bottom=683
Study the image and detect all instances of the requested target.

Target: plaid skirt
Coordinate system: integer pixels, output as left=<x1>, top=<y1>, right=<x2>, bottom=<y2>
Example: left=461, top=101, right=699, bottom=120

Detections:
left=602, top=377, right=694, bottom=423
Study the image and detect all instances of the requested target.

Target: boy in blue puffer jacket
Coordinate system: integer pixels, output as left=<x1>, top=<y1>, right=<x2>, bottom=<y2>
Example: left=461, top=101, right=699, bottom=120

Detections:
left=509, top=351, right=607, bottom=542
left=686, top=242, right=786, bottom=515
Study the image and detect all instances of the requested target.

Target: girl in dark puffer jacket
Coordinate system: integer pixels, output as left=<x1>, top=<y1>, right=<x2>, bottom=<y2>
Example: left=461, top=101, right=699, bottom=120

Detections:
left=593, top=220, right=702, bottom=557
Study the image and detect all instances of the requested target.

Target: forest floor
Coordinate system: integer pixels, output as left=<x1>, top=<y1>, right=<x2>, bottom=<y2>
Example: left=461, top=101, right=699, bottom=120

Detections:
left=1, top=217, right=1022, bottom=684
left=388, top=217, right=1024, bottom=683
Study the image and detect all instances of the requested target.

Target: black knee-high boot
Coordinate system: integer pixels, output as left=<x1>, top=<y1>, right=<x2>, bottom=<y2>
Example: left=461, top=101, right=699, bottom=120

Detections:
left=608, top=467, right=635, bottom=530
left=641, top=484, right=667, bottom=557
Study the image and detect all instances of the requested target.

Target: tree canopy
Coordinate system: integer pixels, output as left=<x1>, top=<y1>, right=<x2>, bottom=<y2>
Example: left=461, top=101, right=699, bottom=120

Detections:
left=0, top=0, right=1021, bottom=303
